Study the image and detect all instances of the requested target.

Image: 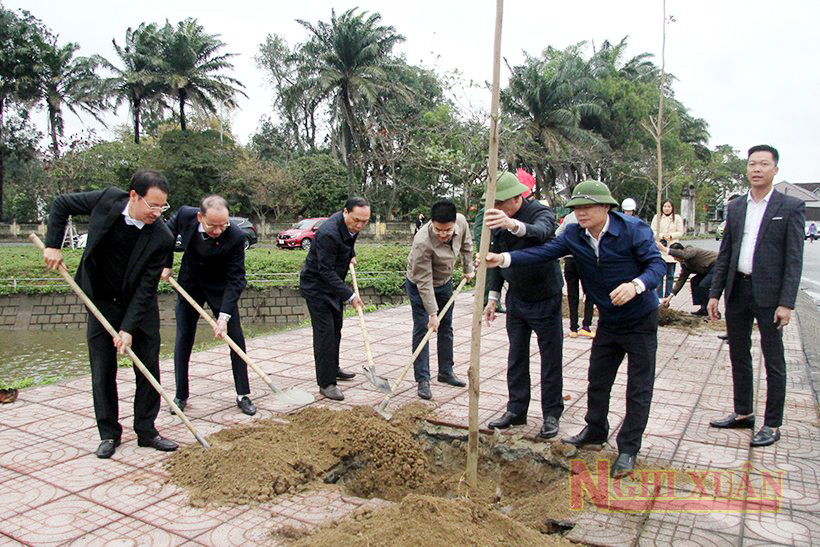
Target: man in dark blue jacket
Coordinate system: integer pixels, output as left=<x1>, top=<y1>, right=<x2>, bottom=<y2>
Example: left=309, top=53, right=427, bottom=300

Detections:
left=299, top=198, right=368, bottom=401
left=484, top=180, right=665, bottom=478
left=161, top=195, right=256, bottom=416
left=481, top=172, right=564, bottom=439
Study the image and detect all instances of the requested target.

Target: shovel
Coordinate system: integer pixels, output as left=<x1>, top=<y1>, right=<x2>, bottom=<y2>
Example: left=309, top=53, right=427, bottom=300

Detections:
left=167, top=276, right=315, bottom=406
left=376, top=277, right=468, bottom=419
left=29, top=234, right=211, bottom=450
left=348, top=264, right=392, bottom=393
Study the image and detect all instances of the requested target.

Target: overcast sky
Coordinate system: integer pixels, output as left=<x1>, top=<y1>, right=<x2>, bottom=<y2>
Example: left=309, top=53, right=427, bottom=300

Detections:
left=8, top=0, right=819, bottom=183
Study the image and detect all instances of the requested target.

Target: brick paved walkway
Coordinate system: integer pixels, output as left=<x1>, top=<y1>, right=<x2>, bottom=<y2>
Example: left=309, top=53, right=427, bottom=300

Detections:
left=1, top=286, right=817, bottom=546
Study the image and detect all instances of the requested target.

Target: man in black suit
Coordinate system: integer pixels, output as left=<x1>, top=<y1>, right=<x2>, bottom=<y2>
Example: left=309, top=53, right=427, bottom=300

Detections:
left=43, top=170, right=178, bottom=458
left=708, top=144, right=805, bottom=447
left=299, top=197, right=368, bottom=401
left=482, top=172, right=564, bottom=439
left=161, top=195, right=256, bottom=416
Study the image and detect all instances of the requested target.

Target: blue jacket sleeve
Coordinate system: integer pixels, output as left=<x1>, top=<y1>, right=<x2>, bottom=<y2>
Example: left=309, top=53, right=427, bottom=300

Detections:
left=508, top=233, right=570, bottom=265
left=632, top=222, right=666, bottom=291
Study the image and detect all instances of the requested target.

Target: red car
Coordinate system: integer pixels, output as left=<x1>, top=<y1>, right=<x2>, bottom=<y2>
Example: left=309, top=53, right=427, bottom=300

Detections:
left=276, top=217, right=328, bottom=250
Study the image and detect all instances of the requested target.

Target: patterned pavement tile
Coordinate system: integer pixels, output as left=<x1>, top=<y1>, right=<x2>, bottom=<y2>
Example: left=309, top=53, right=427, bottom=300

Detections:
left=77, top=468, right=180, bottom=514
left=0, top=427, right=43, bottom=455
left=66, top=515, right=190, bottom=546
left=642, top=402, right=693, bottom=437
left=637, top=517, right=740, bottom=546
left=31, top=454, right=134, bottom=493
left=673, top=440, right=751, bottom=470
left=0, top=402, right=64, bottom=428
left=743, top=510, right=816, bottom=546
left=265, top=489, right=364, bottom=526
left=0, top=534, right=26, bottom=546
left=0, top=469, right=71, bottom=519
left=15, top=383, right=83, bottom=404
left=0, top=438, right=84, bottom=474
left=17, top=409, right=97, bottom=440
left=131, top=493, right=244, bottom=538
left=194, top=507, right=294, bottom=546
left=2, top=496, right=124, bottom=545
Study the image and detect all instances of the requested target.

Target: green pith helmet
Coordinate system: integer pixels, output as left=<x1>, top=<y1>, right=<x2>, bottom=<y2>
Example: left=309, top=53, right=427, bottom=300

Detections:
left=481, top=172, right=529, bottom=202
left=565, top=180, right=620, bottom=208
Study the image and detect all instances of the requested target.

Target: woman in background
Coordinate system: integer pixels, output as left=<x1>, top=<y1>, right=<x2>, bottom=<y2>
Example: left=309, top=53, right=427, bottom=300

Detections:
left=651, top=199, right=684, bottom=298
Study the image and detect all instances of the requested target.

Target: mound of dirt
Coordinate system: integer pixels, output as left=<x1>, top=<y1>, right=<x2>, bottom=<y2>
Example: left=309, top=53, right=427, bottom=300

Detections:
left=287, top=494, right=571, bottom=547
left=166, top=404, right=431, bottom=506
left=659, top=306, right=724, bottom=331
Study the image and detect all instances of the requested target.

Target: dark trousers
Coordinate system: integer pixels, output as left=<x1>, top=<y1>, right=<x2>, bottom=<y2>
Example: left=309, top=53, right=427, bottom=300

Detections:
left=690, top=268, right=714, bottom=308
left=585, top=309, right=658, bottom=455
left=87, top=300, right=160, bottom=441
left=656, top=262, right=677, bottom=298
left=564, top=257, right=594, bottom=331
left=725, top=277, right=786, bottom=427
left=303, top=293, right=344, bottom=388
left=505, top=293, right=564, bottom=419
left=406, top=279, right=454, bottom=382
left=173, top=286, right=249, bottom=401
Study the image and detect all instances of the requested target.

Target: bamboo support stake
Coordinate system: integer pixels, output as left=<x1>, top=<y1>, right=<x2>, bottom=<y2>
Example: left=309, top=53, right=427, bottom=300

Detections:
left=467, top=0, right=504, bottom=489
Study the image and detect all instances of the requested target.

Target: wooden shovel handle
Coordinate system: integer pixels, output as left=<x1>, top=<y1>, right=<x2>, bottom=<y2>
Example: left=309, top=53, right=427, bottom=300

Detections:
left=29, top=233, right=209, bottom=449
left=349, top=264, right=376, bottom=370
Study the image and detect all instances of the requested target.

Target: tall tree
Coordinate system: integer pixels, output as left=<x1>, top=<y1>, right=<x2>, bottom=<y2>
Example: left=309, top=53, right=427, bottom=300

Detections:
left=157, top=18, right=246, bottom=131
left=39, top=37, right=107, bottom=156
left=102, top=23, right=165, bottom=144
left=297, top=8, right=406, bottom=188
left=501, top=47, right=605, bottom=198
left=0, top=6, right=49, bottom=220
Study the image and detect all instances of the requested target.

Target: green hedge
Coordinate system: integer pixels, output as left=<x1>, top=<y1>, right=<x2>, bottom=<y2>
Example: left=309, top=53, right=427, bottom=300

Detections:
left=0, top=243, right=470, bottom=296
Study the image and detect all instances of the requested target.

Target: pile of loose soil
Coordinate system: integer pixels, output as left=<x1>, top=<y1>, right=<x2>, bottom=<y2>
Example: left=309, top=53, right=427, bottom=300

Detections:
left=289, top=494, right=572, bottom=547
left=167, top=404, right=613, bottom=544
left=659, top=306, right=724, bottom=331
left=166, top=404, right=431, bottom=506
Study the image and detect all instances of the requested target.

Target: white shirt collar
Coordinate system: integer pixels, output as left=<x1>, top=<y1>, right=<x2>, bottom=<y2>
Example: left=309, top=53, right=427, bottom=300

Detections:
left=585, top=215, right=610, bottom=241
left=121, top=201, right=145, bottom=229
left=746, top=186, right=774, bottom=205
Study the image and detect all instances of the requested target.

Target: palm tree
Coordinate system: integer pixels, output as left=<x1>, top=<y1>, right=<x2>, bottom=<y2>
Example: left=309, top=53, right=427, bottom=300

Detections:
left=297, top=8, right=406, bottom=186
left=501, top=49, right=605, bottom=196
left=157, top=18, right=245, bottom=131
left=39, top=38, right=107, bottom=156
left=101, top=23, right=165, bottom=144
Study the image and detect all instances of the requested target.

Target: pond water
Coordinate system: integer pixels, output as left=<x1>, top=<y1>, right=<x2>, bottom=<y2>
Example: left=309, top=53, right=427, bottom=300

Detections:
left=0, top=323, right=282, bottom=386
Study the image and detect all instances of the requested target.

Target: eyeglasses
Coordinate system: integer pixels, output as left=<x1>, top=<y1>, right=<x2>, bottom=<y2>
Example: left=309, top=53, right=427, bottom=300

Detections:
left=139, top=196, right=170, bottom=213
left=202, top=219, right=230, bottom=231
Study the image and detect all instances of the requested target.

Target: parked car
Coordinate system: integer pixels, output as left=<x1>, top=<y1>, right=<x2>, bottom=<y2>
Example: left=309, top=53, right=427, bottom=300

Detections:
left=276, top=217, right=328, bottom=251
left=173, top=216, right=258, bottom=251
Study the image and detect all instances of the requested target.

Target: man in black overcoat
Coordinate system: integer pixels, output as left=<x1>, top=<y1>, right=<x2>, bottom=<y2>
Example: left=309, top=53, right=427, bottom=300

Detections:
left=161, top=195, right=256, bottom=416
left=299, top=197, right=369, bottom=401
left=43, top=170, right=178, bottom=458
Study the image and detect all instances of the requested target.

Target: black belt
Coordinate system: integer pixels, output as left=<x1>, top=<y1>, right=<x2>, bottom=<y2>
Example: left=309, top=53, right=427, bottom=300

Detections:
left=736, top=272, right=752, bottom=280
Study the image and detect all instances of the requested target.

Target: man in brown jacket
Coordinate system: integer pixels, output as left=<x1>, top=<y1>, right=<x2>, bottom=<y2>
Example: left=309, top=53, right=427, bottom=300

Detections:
left=658, top=242, right=717, bottom=316
left=406, top=200, right=474, bottom=400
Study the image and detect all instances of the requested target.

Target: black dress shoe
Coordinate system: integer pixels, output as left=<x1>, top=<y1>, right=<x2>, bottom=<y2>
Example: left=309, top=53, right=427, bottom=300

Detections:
left=710, top=413, right=755, bottom=429
left=437, top=372, right=466, bottom=387
left=418, top=381, right=432, bottom=400
left=717, top=333, right=728, bottom=341
left=691, top=308, right=708, bottom=317
left=237, top=396, right=257, bottom=416
left=610, top=453, right=637, bottom=478
left=336, top=368, right=356, bottom=380
left=539, top=416, right=560, bottom=439
left=562, top=426, right=607, bottom=447
left=95, top=438, right=120, bottom=459
left=170, top=397, right=187, bottom=414
left=137, top=435, right=178, bottom=452
left=751, top=426, right=780, bottom=447
left=320, top=384, right=344, bottom=401
left=488, top=411, right=526, bottom=429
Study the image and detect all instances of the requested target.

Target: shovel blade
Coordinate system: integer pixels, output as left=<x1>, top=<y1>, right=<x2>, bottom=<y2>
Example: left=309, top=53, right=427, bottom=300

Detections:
left=270, top=386, right=315, bottom=406
left=363, top=366, right=392, bottom=394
